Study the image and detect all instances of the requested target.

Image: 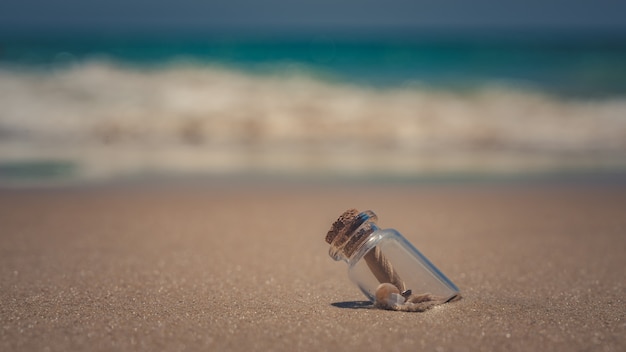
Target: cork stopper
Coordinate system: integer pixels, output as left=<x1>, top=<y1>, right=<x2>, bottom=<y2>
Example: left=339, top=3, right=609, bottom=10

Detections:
left=325, top=208, right=376, bottom=259
left=325, top=208, right=359, bottom=244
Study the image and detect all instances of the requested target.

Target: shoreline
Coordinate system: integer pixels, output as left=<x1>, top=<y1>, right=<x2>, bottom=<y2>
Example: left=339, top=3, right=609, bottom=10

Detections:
left=2, top=167, right=626, bottom=191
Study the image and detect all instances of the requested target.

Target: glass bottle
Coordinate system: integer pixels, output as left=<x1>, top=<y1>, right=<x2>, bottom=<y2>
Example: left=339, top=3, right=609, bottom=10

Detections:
left=325, top=209, right=460, bottom=311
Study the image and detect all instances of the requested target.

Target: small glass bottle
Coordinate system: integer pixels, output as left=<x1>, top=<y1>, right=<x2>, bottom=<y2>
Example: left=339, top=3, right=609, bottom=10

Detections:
left=325, top=209, right=460, bottom=311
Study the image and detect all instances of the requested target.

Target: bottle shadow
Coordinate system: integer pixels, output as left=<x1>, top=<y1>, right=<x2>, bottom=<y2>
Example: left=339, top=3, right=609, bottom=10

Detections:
left=330, top=300, right=374, bottom=309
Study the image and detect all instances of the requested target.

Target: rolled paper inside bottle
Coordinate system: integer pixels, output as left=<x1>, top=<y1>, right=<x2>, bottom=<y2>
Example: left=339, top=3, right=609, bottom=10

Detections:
left=364, top=246, right=406, bottom=292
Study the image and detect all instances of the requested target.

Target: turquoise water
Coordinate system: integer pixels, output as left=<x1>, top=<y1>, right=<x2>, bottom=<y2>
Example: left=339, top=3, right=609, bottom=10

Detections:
left=2, top=33, right=626, bottom=97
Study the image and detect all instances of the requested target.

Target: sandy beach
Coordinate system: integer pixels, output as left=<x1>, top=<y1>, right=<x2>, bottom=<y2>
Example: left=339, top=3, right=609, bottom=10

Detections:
left=1, top=181, right=625, bottom=351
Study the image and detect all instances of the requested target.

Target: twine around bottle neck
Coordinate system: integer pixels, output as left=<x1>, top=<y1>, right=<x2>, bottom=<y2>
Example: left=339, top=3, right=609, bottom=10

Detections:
left=325, top=209, right=378, bottom=262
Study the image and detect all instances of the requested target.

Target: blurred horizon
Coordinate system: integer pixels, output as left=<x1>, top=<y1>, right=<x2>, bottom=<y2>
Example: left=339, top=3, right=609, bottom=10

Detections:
left=2, top=0, right=626, bottom=37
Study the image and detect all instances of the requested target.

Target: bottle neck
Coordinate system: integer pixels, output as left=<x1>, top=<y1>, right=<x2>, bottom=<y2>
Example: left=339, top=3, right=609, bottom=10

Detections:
left=326, top=210, right=379, bottom=262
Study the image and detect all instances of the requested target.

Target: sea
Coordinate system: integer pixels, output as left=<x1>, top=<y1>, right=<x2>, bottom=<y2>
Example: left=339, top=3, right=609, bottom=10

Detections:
left=1, top=30, right=625, bottom=184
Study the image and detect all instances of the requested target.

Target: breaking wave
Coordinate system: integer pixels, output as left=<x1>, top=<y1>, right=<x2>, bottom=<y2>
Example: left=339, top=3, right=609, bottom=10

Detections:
left=1, top=61, right=625, bottom=182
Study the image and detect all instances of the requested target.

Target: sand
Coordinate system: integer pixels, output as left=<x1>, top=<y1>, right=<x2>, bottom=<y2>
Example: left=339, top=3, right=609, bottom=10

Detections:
left=1, top=181, right=625, bottom=351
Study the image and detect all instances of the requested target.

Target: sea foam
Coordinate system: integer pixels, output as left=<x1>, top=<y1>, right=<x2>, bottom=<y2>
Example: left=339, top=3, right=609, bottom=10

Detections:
left=1, top=61, right=625, bottom=181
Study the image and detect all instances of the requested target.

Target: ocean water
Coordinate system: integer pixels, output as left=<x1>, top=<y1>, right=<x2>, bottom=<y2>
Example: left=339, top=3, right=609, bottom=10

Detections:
left=1, top=34, right=626, bottom=183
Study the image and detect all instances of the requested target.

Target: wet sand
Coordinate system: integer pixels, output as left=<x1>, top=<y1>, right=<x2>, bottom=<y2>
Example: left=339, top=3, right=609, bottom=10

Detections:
left=1, top=182, right=625, bottom=351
